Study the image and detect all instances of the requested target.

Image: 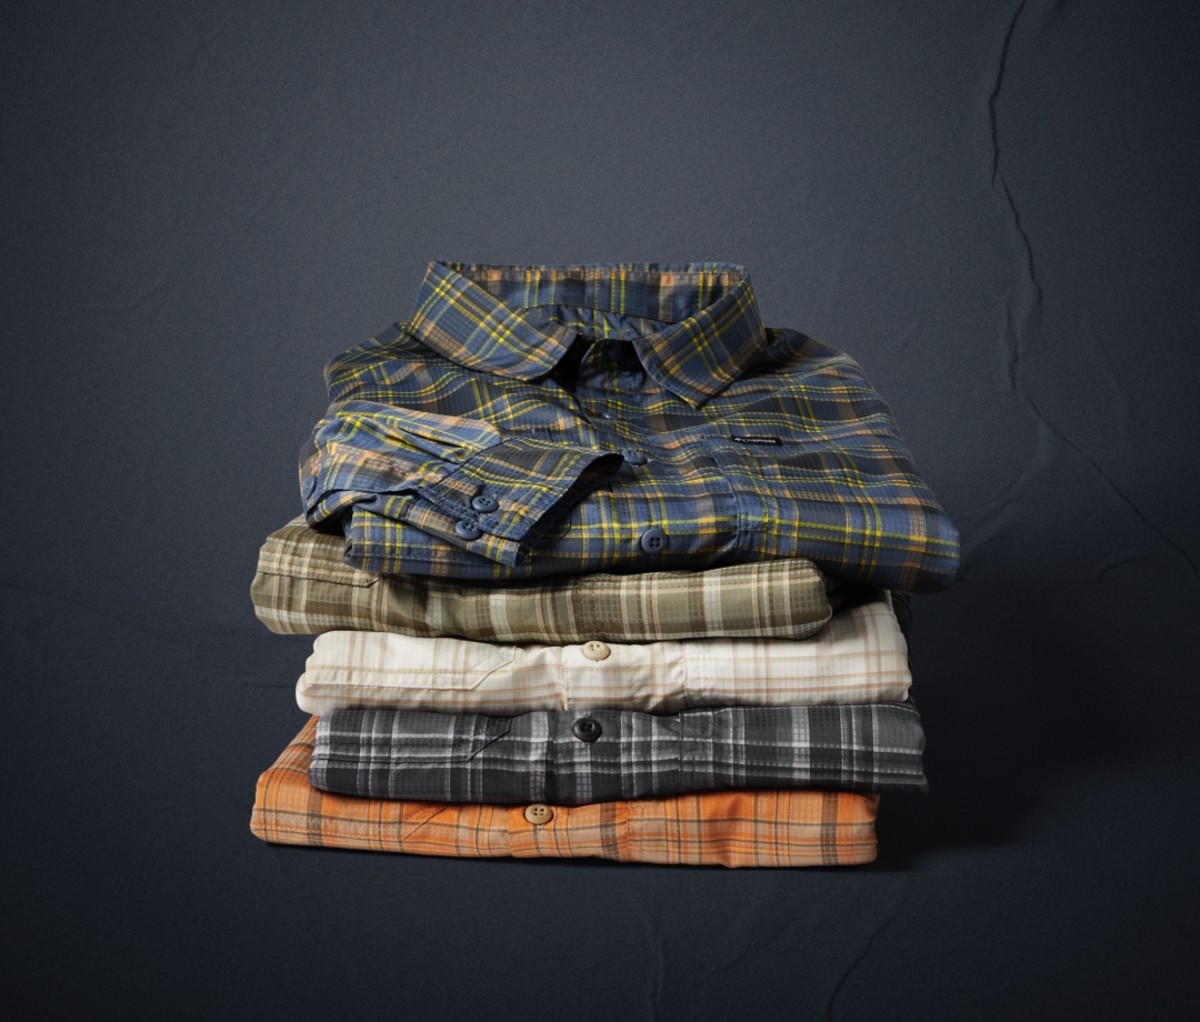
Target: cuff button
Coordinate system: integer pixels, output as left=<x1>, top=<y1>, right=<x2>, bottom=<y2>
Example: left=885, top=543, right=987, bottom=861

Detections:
left=455, top=520, right=483, bottom=540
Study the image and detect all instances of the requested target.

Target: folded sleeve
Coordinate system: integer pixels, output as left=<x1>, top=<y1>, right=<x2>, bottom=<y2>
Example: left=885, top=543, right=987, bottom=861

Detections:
left=301, top=400, right=624, bottom=568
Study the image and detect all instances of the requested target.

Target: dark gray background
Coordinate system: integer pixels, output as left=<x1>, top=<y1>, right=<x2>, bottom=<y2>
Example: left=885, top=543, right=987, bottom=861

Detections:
left=4, top=1, right=1198, bottom=1018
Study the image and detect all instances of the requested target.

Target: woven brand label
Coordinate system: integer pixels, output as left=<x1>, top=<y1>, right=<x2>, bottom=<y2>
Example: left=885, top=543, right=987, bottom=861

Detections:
left=731, top=435, right=782, bottom=445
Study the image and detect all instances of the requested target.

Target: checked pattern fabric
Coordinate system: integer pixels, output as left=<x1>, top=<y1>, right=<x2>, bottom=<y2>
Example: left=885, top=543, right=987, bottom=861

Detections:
left=301, top=261, right=958, bottom=590
left=310, top=701, right=928, bottom=805
left=252, top=515, right=836, bottom=642
left=294, top=590, right=911, bottom=716
left=251, top=718, right=881, bottom=868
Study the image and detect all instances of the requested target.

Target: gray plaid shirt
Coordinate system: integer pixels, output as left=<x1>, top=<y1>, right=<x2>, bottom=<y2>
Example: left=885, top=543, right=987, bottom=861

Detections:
left=310, top=701, right=927, bottom=805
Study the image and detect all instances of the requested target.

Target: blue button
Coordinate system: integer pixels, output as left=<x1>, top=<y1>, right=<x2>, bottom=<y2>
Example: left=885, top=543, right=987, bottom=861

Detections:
left=621, top=449, right=647, bottom=465
left=471, top=495, right=499, bottom=513
left=639, top=527, right=666, bottom=554
left=455, top=520, right=482, bottom=540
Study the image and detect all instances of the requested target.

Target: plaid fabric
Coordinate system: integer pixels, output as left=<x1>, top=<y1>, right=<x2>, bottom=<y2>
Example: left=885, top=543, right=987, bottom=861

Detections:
left=252, top=515, right=836, bottom=642
left=251, top=717, right=880, bottom=867
left=295, top=589, right=910, bottom=716
left=301, top=261, right=959, bottom=591
left=310, top=701, right=927, bottom=805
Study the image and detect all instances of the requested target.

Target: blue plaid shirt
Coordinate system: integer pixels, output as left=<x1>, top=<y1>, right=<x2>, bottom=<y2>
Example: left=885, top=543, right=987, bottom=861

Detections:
left=301, top=261, right=958, bottom=590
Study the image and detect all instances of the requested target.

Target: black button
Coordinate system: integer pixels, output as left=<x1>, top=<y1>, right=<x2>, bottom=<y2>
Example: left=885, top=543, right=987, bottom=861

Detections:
left=455, top=520, right=482, bottom=540
left=471, top=495, right=499, bottom=513
left=639, top=527, right=666, bottom=554
left=572, top=717, right=602, bottom=742
left=621, top=449, right=647, bottom=465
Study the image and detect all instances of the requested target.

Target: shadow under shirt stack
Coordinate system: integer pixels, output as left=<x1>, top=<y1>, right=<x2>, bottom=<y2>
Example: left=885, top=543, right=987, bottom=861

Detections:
left=248, top=261, right=958, bottom=867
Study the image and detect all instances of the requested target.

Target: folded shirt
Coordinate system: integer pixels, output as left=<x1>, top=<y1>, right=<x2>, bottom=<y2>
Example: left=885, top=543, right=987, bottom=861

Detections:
left=296, top=589, right=910, bottom=716
left=310, top=701, right=927, bottom=805
left=252, top=516, right=836, bottom=642
left=251, top=717, right=881, bottom=867
left=301, top=261, right=959, bottom=591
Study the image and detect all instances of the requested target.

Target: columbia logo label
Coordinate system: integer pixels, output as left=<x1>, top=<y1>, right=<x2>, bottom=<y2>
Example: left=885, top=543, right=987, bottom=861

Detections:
left=731, top=435, right=782, bottom=445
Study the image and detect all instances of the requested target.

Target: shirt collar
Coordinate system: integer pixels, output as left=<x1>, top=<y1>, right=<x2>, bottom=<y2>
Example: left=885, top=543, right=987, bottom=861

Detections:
left=407, top=261, right=768, bottom=407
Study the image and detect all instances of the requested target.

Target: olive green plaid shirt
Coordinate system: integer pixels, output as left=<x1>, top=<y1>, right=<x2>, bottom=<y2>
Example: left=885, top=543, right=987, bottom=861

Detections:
left=302, top=261, right=958, bottom=590
left=251, top=516, right=837, bottom=642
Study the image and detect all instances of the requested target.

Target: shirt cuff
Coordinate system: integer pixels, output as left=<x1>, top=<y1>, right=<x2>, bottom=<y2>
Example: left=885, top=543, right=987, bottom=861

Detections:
left=311, top=437, right=624, bottom=569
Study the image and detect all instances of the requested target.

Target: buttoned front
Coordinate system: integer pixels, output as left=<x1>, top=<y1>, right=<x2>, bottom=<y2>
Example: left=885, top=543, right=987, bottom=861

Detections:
left=294, top=590, right=912, bottom=716
left=253, top=718, right=882, bottom=867
left=300, top=261, right=959, bottom=591
left=307, top=702, right=928, bottom=805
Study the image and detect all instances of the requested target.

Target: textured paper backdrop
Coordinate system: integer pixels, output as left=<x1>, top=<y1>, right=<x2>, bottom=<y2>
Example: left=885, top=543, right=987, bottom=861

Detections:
left=4, top=1, right=1198, bottom=1017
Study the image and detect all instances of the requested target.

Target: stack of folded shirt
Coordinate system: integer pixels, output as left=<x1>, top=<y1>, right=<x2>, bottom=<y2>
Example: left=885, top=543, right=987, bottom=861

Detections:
left=249, top=261, right=958, bottom=868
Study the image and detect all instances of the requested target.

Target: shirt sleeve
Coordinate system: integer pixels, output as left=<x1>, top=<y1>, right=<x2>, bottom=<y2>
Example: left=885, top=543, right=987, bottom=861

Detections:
left=301, top=400, right=625, bottom=569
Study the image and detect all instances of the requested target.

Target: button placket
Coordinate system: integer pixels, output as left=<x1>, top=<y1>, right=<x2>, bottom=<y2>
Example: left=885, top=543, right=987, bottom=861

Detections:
left=680, top=708, right=713, bottom=790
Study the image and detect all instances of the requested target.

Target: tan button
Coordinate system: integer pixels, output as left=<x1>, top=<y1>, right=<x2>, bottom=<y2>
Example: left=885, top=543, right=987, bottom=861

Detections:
left=524, top=803, right=554, bottom=825
left=582, top=640, right=611, bottom=661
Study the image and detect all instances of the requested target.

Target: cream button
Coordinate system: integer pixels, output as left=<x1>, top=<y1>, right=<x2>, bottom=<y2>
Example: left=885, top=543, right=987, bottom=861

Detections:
left=524, top=803, right=554, bottom=825
left=582, top=640, right=611, bottom=661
